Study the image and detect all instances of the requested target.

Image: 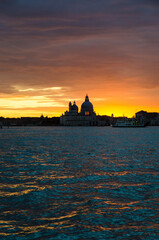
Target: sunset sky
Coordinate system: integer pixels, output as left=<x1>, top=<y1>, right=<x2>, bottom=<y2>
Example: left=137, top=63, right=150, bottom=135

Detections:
left=0, top=0, right=159, bottom=117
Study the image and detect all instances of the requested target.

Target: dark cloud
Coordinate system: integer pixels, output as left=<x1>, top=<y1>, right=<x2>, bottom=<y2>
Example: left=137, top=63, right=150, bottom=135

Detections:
left=0, top=0, right=158, bottom=98
left=140, top=0, right=159, bottom=6
left=0, top=0, right=158, bottom=37
left=0, top=0, right=158, bottom=52
left=0, top=0, right=158, bottom=21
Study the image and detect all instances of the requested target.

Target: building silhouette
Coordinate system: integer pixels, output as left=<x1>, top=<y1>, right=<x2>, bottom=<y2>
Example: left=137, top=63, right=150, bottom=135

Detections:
left=136, top=110, right=159, bottom=126
left=60, top=95, right=102, bottom=126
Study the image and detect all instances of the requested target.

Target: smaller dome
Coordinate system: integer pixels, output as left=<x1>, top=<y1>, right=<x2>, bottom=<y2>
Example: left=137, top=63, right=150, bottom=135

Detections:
left=71, top=101, right=78, bottom=112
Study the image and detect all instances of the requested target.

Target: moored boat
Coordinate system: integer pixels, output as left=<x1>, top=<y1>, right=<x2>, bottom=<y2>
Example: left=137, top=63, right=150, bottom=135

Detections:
left=112, top=119, right=146, bottom=127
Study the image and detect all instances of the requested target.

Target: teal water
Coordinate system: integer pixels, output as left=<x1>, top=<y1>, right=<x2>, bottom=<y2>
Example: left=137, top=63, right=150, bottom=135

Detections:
left=0, top=127, right=159, bottom=240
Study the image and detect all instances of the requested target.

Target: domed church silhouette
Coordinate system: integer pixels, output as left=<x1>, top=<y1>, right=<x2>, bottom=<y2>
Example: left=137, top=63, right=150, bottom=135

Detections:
left=60, top=95, right=100, bottom=126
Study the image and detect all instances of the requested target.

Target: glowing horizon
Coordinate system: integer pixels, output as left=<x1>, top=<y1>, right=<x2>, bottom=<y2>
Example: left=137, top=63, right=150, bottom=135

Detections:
left=0, top=1, right=159, bottom=117
left=0, top=92, right=159, bottom=118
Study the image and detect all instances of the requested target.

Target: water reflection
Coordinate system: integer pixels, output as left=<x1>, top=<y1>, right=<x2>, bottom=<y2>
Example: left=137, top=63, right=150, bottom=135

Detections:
left=0, top=127, right=159, bottom=239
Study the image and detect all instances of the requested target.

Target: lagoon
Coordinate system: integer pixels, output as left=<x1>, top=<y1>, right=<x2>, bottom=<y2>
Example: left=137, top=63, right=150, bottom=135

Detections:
left=0, top=126, right=159, bottom=239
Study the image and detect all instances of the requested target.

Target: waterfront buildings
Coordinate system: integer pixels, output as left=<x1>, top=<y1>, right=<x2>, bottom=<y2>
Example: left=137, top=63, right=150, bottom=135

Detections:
left=60, top=95, right=103, bottom=126
left=135, top=111, right=159, bottom=126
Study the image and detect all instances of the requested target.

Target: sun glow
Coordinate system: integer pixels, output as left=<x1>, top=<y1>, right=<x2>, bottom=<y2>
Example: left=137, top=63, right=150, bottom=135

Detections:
left=0, top=87, right=159, bottom=118
left=17, top=86, right=62, bottom=92
left=0, top=96, right=65, bottom=109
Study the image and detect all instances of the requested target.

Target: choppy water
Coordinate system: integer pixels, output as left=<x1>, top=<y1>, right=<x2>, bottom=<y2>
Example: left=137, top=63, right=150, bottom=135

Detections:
left=0, top=126, right=159, bottom=240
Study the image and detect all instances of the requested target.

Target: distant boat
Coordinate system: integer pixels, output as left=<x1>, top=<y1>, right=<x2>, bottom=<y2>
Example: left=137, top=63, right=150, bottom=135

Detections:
left=112, top=119, right=146, bottom=128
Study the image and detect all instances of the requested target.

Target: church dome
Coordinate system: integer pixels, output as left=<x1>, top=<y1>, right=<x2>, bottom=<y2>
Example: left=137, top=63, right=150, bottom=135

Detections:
left=71, top=101, right=78, bottom=112
left=81, top=95, right=93, bottom=115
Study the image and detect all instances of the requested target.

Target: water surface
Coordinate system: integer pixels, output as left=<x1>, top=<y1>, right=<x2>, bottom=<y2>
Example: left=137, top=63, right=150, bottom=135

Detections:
left=0, top=127, right=159, bottom=239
